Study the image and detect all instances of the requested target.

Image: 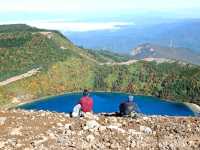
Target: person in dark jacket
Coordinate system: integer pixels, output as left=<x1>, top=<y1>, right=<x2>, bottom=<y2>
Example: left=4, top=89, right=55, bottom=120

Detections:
left=119, top=95, right=138, bottom=116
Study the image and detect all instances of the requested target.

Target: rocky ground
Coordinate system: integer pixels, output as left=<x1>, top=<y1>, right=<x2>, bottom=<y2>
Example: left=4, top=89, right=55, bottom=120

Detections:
left=0, top=110, right=200, bottom=150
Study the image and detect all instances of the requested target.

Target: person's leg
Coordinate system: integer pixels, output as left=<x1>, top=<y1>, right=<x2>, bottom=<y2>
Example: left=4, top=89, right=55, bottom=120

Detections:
left=80, top=110, right=84, bottom=117
left=72, top=104, right=82, bottom=117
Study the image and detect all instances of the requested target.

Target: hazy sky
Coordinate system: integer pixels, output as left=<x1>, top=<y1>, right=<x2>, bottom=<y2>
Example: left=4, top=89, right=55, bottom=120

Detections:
left=1, top=0, right=200, bottom=13
left=0, top=0, right=200, bottom=31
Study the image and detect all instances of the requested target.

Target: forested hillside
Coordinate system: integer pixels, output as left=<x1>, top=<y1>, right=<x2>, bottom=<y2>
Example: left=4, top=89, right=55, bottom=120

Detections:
left=95, top=62, right=200, bottom=105
left=0, top=24, right=200, bottom=107
left=0, top=24, right=129, bottom=81
left=84, top=48, right=133, bottom=63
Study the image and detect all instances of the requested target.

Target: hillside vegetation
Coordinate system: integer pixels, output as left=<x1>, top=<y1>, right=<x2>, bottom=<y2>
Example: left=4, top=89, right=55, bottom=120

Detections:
left=94, top=62, right=200, bottom=104
left=84, top=48, right=133, bottom=63
left=0, top=24, right=200, bottom=107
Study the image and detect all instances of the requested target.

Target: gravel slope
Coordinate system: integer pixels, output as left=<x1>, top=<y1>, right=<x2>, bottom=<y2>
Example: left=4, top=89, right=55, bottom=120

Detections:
left=0, top=110, right=200, bottom=150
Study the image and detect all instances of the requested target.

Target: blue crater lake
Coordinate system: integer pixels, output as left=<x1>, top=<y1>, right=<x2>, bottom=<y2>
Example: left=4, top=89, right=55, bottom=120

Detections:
left=18, top=92, right=194, bottom=116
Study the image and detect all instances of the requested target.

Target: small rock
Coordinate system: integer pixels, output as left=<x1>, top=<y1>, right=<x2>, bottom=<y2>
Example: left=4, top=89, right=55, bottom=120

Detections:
left=107, top=125, right=125, bottom=133
left=131, top=140, right=136, bottom=148
left=140, top=126, right=152, bottom=134
left=86, top=134, right=95, bottom=142
left=41, top=113, right=46, bottom=117
left=0, top=117, right=7, bottom=125
left=48, top=133, right=56, bottom=139
left=105, top=142, right=111, bottom=147
left=84, top=120, right=100, bottom=130
left=110, top=143, right=117, bottom=149
left=98, top=126, right=106, bottom=132
left=109, top=117, right=118, bottom=123
left=69, top=125, right=75, bottom=131
left=56, top=123, right=63, bottom=127
left=7, top=138, right=17, bottom=146
left=64, top=124, right=71, bottom=129
left=77, top=130, right=84, bottom=136
left=128, top=129, right=142, bottom=135
left=130, top=112, right=139, bottom=118
left=12, top=97, right=20, bottom=103
left=84, top=112, right=98, bottom=120
left=112, top=123, right=122, bottom=128
left=142, top=116, right=150, bottom=120
left=0, top=141, right=5, bottom=149
left=34, top=136, right=48, bottom=146
left=10, top=127, right=22, bottom=136
left=64, top=113, right=70, bottom=117
left=16, top=143, right=23, bottom=148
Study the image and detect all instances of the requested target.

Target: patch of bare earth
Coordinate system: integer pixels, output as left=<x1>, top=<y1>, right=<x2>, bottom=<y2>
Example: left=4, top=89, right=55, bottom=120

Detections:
left=0, top=68, right=40, bottom=87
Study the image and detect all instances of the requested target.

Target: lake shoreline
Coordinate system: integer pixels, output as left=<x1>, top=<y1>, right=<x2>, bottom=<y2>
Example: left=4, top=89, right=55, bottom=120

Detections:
left=9, top=91, right=138, bottom=109
left=6, top=91, right=200, bottom=117
left=10, top=91, right=196, bottom=117
left=12, top=91, right=178, bottom=106
left=184, top=102, right=200, bottom=115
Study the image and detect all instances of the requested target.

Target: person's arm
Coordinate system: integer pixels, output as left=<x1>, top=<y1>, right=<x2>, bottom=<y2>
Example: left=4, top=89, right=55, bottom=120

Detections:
left=91, top=98, right=94, bottom=107
left=133, top=101, right=140, bottom=113
left=91, top=98, right=94, bottom=112
left=119, top=103, right=125, bottom=115
left=79, top=98, right=83, bottom=105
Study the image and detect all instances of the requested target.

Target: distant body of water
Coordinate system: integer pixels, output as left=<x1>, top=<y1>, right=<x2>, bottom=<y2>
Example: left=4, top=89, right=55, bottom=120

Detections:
left=18, top=92, right=194, bottom=116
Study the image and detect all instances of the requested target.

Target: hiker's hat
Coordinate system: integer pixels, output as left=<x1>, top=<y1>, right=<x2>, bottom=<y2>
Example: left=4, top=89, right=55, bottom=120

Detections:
left=128, top=95, right=134, bottom=102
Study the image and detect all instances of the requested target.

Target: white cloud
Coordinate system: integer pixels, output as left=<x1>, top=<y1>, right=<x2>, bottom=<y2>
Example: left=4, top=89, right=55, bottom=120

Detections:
left=0, top=20, right=134, bottom=32
left=27, top=21, right=135, bottom=32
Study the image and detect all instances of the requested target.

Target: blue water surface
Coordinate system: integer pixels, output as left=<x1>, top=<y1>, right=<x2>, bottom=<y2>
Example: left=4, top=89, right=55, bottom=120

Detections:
left=18, top=92, right=194, bottom=116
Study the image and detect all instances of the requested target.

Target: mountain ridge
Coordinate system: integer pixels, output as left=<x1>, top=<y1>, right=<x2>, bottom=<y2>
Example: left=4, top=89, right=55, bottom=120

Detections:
left=132, top=43, right=200, bottom=65
left=0, top=24, right=200, bottom=107
left=65, top=19, right=200, bottom=54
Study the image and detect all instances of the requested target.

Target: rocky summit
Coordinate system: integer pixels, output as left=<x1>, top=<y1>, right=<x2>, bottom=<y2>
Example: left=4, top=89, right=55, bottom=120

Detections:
left=0, top=110, right=200, bottom=150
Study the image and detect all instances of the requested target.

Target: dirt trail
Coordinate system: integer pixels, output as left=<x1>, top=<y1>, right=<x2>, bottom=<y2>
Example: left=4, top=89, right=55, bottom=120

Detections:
left=99, top=58, right=172, bottom=66
left=99, top=59, right=138, bottom=66
left=0, top=68, right=40, bottom=86
left=0, top=57, right=171, bottom=87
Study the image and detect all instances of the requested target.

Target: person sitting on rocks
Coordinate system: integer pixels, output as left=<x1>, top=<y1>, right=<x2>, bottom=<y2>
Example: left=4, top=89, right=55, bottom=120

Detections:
left=119, top=95, right=139, bottom=116
left=79, top=89, right=94, bottom=113
left=72, top=89, right=93, bottom=117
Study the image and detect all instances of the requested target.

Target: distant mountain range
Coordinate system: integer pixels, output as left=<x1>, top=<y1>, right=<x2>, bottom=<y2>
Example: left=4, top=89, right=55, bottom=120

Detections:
left=132, top=43, right=200, bottom=65
left=64, top=19, right=200, bottom=54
